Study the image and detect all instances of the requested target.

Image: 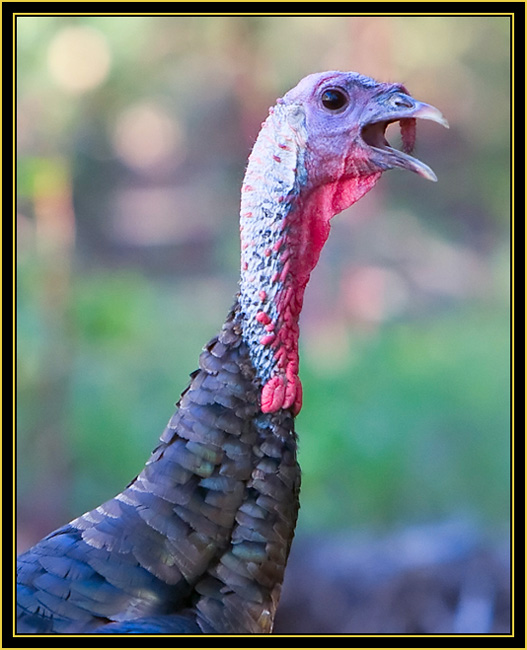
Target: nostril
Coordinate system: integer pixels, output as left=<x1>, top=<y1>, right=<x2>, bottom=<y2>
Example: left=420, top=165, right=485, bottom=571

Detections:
left=392, top=95, right=413, bottom=109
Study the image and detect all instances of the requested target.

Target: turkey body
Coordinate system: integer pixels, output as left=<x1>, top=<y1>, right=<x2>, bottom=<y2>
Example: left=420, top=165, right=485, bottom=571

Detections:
left=16, top=70, right=447, bottom=634
left=17, top=307, right=299, bottom=634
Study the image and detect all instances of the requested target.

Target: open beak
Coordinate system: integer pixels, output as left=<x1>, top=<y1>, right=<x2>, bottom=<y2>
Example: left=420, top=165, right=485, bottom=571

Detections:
left=361, top=97, right=449, bottom=182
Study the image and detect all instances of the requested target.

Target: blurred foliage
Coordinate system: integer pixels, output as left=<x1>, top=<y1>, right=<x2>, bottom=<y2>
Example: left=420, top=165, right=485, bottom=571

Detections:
left=16, top=15, right=510, bottom=551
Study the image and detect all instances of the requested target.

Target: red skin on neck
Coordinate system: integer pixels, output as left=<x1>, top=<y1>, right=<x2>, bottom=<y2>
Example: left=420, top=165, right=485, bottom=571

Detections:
left=260, top=172, right=381, bottom=414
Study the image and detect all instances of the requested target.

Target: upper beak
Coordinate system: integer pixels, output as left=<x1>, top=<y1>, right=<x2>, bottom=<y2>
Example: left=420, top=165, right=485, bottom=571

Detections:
left=410, top=101, right=449, bottom=129
left=361, top=95, right=449, bottom=182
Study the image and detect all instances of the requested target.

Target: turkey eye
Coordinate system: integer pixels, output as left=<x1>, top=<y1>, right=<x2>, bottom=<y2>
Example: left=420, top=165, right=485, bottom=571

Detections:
left=321, top=88, right=348, bottom=111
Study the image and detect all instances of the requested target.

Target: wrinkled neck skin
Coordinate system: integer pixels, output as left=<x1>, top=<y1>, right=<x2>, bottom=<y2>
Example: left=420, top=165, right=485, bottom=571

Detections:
left=239, top=102, right=380, bottom=415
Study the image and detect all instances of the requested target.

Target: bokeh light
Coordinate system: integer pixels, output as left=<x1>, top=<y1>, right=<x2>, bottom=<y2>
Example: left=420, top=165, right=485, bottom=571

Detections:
left=112, top=102, right=184, bottom=171
left=47, top=26, right=111, bottom=94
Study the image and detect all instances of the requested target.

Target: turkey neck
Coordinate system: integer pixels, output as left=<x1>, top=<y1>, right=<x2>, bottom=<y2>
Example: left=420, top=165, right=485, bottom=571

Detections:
left=238, top=101, right=379, bottom=416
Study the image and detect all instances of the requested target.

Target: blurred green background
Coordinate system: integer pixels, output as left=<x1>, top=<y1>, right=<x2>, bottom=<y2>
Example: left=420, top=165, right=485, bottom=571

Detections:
left=16, top=15, right=510, bottom=554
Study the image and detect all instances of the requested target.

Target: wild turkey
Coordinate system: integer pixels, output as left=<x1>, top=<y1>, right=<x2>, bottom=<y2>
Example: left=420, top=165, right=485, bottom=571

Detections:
left=16, top=70, right=447, bottom=634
